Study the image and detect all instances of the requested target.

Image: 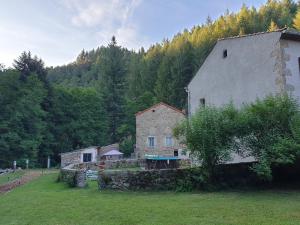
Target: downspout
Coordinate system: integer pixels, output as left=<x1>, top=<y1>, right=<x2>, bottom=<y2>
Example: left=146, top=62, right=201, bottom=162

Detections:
left=184, top=86, right=191, bottom=118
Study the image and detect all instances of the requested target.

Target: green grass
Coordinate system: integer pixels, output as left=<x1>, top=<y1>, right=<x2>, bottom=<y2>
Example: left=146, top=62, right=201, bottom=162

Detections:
left=0, top=170, right=25, bottom=185
left=1, top=174, right=300, bottom=225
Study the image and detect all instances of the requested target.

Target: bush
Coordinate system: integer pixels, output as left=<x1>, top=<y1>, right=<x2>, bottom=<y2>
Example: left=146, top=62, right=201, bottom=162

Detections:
left=175, top=95, right=300, bottom=182
left=174, top=103, right=239, bottom=181
left=237, top=95, right=300, bottom=180
left=59, top=170, right=77, bottom=187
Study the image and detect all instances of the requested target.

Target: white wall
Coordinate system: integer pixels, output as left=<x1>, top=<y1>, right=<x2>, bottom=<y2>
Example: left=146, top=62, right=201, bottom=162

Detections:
left=188, top=32, right=283, bottom=114
left=80, top=147, right=97, bottom=163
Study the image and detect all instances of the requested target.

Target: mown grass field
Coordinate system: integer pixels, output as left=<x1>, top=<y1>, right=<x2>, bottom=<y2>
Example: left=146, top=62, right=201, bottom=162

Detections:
left=1, top=173, right=300, bottom=225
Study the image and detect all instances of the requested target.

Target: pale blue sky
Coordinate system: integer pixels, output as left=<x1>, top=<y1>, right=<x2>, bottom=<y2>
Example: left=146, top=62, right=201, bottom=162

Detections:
left=0, top=0, right=265, bottom=67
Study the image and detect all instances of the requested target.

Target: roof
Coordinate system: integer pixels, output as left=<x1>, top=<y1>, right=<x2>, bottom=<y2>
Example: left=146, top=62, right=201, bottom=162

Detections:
left=187, top=27, right=300, bottom=89
left=60, top=146, right=99, bottom=155
left=103, top=149, right=123, bottom=156
left=218, top=28, right=287, bottom=41
left=135, top=102, right=185, bottom=116
left=218, top=27, right=300, bottom=42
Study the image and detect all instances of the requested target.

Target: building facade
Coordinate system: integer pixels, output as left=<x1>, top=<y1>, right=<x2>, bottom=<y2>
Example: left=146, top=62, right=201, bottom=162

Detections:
left=135, top=102, right=186, bottom=159
left=60, top=146, right=98, bottom=168
left=187, top=28, right=300, bottom=164
left=188, top=28, right=300, bottom=114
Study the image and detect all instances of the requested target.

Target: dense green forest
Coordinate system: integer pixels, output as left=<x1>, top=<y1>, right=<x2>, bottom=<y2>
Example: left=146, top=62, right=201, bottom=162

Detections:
left=1, top=0, right=300, bottom=167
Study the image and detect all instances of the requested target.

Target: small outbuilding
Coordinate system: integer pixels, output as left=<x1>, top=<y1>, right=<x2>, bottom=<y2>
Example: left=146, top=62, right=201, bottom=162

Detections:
left=60, top=146, right=99, bottom=168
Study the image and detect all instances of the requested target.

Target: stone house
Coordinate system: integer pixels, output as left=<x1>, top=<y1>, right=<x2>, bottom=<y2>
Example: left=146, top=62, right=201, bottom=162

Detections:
left=134, top=102, right=187, bottom=159
left=60, top=146, right=99, bottom=168
left=187, top=28, right=300, bottom=164
left=187, top=28, right=300, bottom=114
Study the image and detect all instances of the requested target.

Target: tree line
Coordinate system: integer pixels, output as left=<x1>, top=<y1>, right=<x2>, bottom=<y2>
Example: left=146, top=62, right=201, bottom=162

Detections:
left=1, top=0, right=300, bottom=167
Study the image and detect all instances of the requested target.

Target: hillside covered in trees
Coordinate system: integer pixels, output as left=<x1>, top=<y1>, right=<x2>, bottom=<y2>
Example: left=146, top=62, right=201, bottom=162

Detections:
left=1, top=0, right=300, bottom=167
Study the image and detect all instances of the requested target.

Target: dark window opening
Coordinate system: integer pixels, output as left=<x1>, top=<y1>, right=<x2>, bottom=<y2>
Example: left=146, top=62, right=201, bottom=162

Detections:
left=174, top=150, right=179, bottom=157
left=83, top=153, right=92, bottom=162
left=223, top=49, right=227, bottom=58
left=200, top=98, right=205, bottom=108
left=148, top=136, right=155, bottom=148
left=298, top=57, right=300, bottom=73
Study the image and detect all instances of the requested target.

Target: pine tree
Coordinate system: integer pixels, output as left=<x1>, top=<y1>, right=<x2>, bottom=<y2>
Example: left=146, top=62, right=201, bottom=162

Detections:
left=13, top=51, right=47, bottom=82
left=99, top=36, right=127, bottom=143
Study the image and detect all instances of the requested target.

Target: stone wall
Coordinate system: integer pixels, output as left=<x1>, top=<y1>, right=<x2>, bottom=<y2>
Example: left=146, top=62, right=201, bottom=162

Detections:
left=59, top=165, right=87, bottom=188
left=60, top=151, right=81, bottom=168
left=101, top=159, right=145, bottom=169
left=72, top=162, right=99, bottom=170
left=98, top=168, right=203, bottom=191
left=69, top=159, right=145, bottom=170
left=98, top=163, right=263, bottom=191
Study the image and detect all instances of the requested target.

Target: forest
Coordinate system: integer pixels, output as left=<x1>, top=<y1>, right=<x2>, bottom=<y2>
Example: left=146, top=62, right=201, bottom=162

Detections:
left=1, top=0, right=300, bottom=167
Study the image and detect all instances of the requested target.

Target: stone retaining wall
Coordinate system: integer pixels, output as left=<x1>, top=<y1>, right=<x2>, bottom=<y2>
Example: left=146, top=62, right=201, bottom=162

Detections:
left=102, top=159, right=145, bottom=169
left=98, top=163, right=263, bottom=191
left=72, top=162, right=99, bottom=170
left=59, top=165, right=86, bottom=188
left=60, top=151, right=81, bottom=168
left=98, top=168, right=202, bottom=191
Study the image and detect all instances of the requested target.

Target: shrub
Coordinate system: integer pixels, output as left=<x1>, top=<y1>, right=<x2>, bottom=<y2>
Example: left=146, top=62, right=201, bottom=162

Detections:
left=237, top=95, right=300, bottom=180
left=175, top=94, right=300, bottom=183
left=174, top=103, right=239, bottom=182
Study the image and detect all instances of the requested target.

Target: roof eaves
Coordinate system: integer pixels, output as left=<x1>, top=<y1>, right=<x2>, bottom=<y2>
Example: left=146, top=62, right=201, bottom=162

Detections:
left=135, top=102, right=185, bottom=116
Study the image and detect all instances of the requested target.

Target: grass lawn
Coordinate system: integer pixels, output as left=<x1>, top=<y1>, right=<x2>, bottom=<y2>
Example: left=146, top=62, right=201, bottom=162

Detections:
left=1, top=173, right=300, bottom=225
left=0, top=170, right=25, bottom=185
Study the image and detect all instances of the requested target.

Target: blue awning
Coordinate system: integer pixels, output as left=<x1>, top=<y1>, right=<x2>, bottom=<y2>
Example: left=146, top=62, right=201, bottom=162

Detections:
left=145, top=155, right=179, bottom=160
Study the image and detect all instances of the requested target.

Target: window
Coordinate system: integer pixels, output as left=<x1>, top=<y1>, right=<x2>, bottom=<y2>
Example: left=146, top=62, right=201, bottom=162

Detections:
left=83, top=153, right=92, bottom=162
left=165, top=136, right=173, bottom=147
left=223, top=49, right=227, bottom=58
left=199, top=98, right=205, bottom=108
left=174, top=150, right=178, bottom=157
left=298, top=57, right=300, bottom=73
left=148, top=136, right=155, bottom=148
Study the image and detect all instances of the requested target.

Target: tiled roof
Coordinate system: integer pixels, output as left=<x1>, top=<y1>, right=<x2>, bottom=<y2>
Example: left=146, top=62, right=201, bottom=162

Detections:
left=135, top=102, right=185, bottom=116
left=103, top=149, right=123, bottom=156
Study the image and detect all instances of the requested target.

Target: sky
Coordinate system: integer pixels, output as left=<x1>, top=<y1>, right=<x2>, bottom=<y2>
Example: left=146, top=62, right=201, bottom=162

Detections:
left=0, top=0, right=266, bottom=67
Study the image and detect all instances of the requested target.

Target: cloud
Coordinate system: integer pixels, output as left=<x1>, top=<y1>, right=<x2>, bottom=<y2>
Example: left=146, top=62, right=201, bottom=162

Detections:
left=61, top=0, right=149, bottom=50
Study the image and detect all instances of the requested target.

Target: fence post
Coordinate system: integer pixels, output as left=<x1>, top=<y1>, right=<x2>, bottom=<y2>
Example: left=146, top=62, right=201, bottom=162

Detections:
left=47, top=156, right=50, bottom=169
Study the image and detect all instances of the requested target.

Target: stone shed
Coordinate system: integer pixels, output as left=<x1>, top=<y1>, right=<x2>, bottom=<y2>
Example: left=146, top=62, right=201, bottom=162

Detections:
left=60, top=146, right=99, bottom=168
